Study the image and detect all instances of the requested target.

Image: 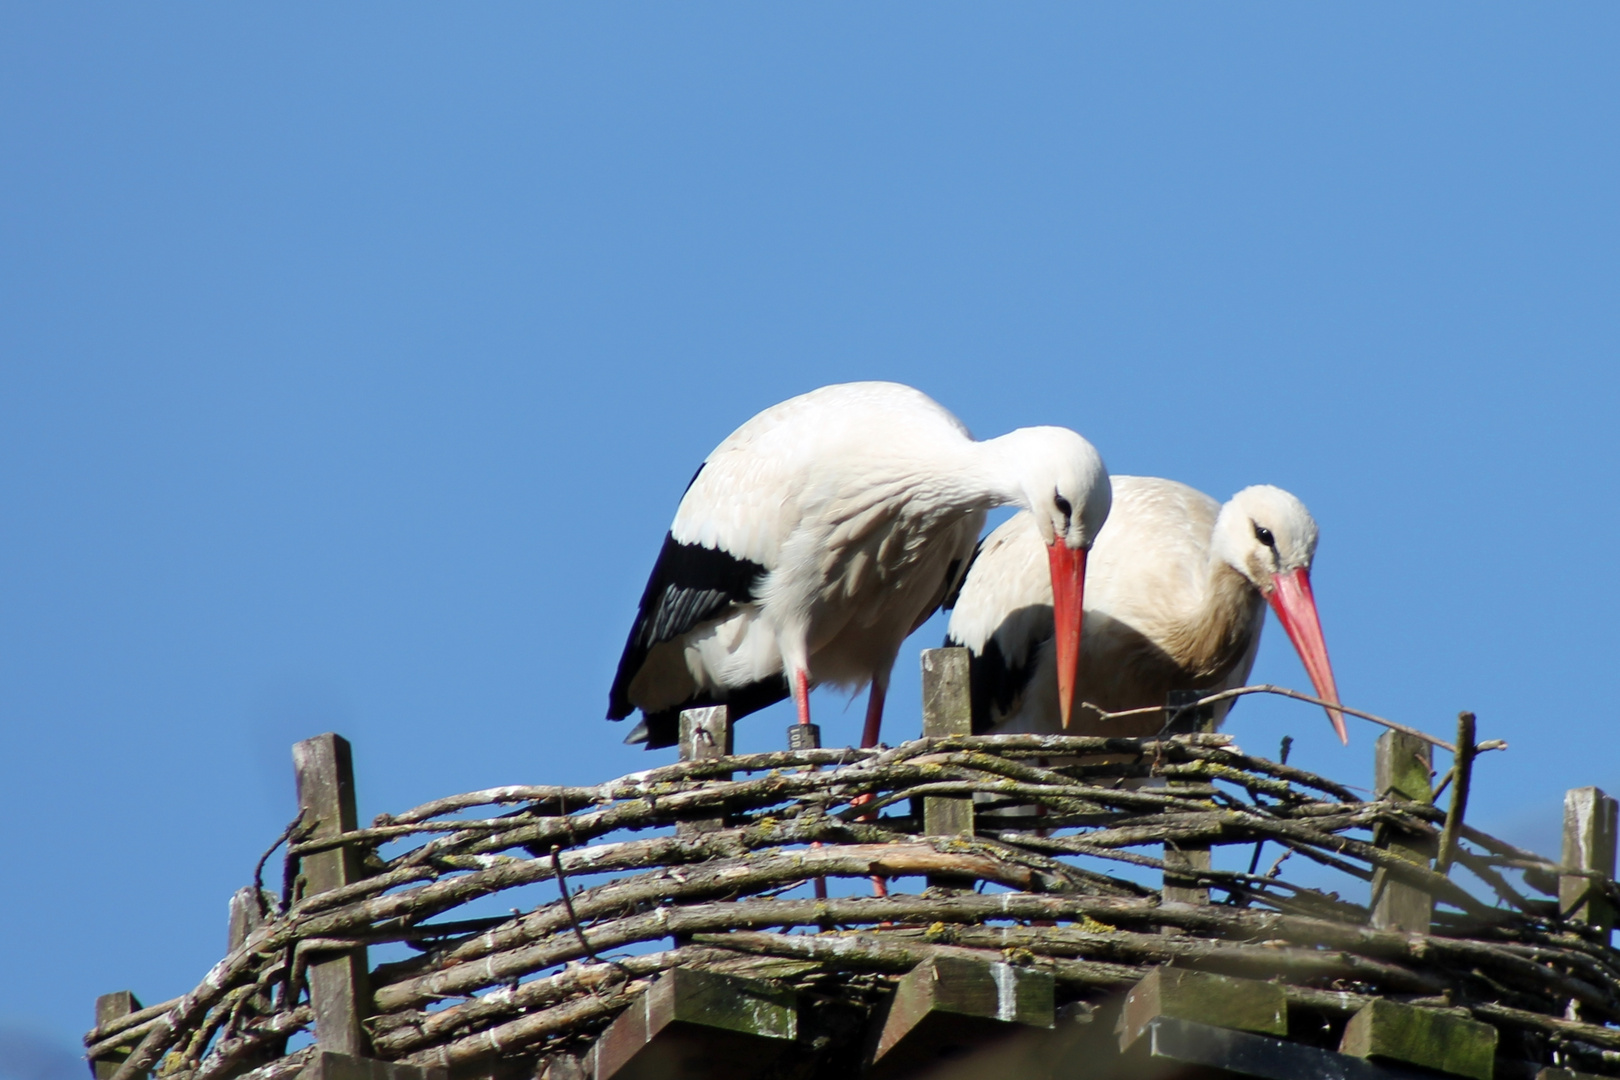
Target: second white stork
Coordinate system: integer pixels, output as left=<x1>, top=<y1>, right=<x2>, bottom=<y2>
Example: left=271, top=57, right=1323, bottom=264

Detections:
left=945, top=477, right=1347, bottom=742
left=607, top=381, right=1112, bottom=749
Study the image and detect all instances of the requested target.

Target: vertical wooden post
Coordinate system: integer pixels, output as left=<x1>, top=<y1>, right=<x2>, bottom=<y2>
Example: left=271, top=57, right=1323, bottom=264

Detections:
left=920, top=648, right=973, bottom=838
left=224, top=886, right=287, bottom=1071
left=1560, top=786, right=1617, bottom=941
left=677, top=706, right=731, bottom=838
left=227, top=885, right=275, bottom=951
left=92, top=992, right=143, bottom=1080
left=293, top=733, right=372, bottom=1058
left=1370, top=730, right=1435, bottom=933
left=922, top=648, right=974, bottom=893
left=1163, top=690, right=1214, bottom=906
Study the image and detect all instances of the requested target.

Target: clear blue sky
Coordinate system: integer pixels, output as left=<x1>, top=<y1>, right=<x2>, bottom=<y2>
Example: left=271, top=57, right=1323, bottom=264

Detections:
left=3, top=6, right=1617, bottom=1073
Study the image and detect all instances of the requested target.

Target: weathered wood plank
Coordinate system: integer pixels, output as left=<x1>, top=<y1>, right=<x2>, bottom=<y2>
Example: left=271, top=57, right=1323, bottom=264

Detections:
left=92, top=992, right=143, bottom=1080
left=1339, top=998, right=1498, bottom=1080
left=1559, top=786, right=1617, bottom=938
left=676, top=706, right=731, bottom=838
left=1128, top=1015, right=1442, bottom=1080
left=867, top=953, right=1053, bottom=1077
left=921, top=647, right=973, bottom=840
left=1119, top=967, right=1286, bottom=1052
left=1370, top=731, right=1435, bottom=933
left=294, top=733, right=372, bottom=1058
left=590, top=967, right=796, bottom=1080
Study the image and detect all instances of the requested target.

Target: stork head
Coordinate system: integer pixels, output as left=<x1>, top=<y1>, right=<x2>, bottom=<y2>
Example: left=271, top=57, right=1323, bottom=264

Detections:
left=992, top=426, right=1112, bottom=731
left=1002, top=426, right=1112, bottom=550
left=1213, top=485, right=1347, bottom=744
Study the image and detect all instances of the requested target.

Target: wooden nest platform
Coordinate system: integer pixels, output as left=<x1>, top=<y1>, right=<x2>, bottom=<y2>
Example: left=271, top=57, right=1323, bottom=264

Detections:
left=88, top=650, right=1620, bottom=1080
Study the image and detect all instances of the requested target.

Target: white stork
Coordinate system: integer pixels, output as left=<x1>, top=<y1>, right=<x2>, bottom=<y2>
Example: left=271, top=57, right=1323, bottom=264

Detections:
left=608, top=382, right=1112, bottom=749
left=945, top=477, right=1346, bottom=742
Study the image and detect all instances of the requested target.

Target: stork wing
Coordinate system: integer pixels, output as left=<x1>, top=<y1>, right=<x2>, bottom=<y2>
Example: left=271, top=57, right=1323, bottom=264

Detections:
left=606, top=531, right=767, bottom=720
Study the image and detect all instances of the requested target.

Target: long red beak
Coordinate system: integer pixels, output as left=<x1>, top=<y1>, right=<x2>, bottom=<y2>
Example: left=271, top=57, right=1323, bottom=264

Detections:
left=1266, top=567, right=1348, bottom=744
left=1047, top=541, right=1087, bottom=729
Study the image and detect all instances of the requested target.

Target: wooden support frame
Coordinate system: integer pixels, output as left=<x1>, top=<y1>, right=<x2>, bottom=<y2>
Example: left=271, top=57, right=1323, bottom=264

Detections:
left=293, top=733, right=373, bottom=1058
left=589, top=967, right=797, bottom=1080
left=1560, top=786, right=1617, bottom=939
left=920, top=647, right=973, bottom=838
left=1370, top=730, right=1435, bottom=933
left=222, top=885, right=287, bottom=1073
left=1162, top=689, right=1216, bottom=906
left=1118, top=968, right=1286, bottom=1052
left=676, top=705, right=731, bottom=838
left=866, top=954, right=1052, bottom=1078
left=920, top=648, right=974, bottom=893
left=227, top=884, right=277, bottom=951
left=92, top=992, right=144, bottom=1080
left=1339, top=998, right=1498, bottom=1080
left=1124, top=1015, right=1444, bottom=1080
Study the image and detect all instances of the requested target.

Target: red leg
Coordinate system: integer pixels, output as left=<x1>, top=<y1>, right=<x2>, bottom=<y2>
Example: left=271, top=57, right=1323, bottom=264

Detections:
left=858, top=680, right=890, bottom=897
left=793, top=668, right=812, bottom=726
left=860, top=680, right=886, bottom=748
left=793, top=667, right=829, bottom=898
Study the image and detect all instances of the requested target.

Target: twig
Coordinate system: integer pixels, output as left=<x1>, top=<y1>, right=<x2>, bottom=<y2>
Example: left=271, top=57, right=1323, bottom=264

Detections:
left=549, top=845, right=604, bottom=967
left=1085, top=685, right=1507, bottom=756
left=252, top=812, right=307, bottom=918
left=1436, top=712, right=1477, bottom=874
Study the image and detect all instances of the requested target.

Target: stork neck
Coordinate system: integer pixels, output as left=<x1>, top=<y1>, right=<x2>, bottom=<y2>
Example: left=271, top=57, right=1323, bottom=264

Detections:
left=963, top=430, right=1044, bottom=509
left=1164, top=551, right=1263, bottom=680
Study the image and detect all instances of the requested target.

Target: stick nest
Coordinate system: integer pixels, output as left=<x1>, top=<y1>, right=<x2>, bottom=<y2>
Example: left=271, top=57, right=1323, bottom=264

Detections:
left=88, top=733, right=1620, bottom=1079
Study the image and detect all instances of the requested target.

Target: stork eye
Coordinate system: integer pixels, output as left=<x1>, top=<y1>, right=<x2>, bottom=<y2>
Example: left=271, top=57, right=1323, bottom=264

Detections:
left=1054, top=494, right=1072, bottom=519
left=1253, top=523, right=1275, bottom=547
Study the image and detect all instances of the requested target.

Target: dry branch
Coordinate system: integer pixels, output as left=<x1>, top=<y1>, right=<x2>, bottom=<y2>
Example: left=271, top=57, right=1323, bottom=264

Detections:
left=99, top=727, right=1620, bottom=1080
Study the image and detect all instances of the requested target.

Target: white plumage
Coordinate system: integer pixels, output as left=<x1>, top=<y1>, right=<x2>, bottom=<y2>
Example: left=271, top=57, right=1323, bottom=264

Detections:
left=946, top=476, right=1346, bottom=741
left=609, top=382, right=1112, bottom=749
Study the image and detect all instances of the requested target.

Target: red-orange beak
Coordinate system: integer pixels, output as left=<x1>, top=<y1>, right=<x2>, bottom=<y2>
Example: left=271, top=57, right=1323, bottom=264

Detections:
left=1266, top=567, right=1348, bottom=744
left=1046, top=541, right=1087, bottom=729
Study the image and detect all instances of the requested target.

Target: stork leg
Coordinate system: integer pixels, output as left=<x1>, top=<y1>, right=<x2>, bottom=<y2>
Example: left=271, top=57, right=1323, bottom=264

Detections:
left=860, top=679, right=886, bottom=749
left=792, top=668, right=812, bottom=726
left=857, top=678, right=890, bottom=898
left=791, top=667, right=829, bottom=899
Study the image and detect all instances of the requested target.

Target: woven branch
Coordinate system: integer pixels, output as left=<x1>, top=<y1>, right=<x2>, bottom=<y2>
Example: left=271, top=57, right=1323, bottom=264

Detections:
left=96, top=733, right=1616, bottom=1080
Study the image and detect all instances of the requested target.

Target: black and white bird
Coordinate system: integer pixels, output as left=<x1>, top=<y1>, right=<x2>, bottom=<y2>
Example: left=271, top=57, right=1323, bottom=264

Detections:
left=945, top=477, right=1346, bottom=741
left=607, top=382, right=1112, bottom=750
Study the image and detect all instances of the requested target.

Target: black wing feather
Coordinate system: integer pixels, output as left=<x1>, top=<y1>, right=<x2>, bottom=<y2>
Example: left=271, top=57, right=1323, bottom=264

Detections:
left=945, top=625, right=1047, bottom=735
left=607, top=531, right=770, bottom=721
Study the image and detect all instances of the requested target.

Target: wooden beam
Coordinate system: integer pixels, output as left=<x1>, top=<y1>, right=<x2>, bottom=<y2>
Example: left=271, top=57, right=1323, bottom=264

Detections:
left=677, top=706, right=732, bottom=838
left=293, top=733, right=373, bottom=1058
left=1163, top=689, right=1216, bottom=906
left=1127, top=1015, right=1441, bottom=1080
left=1339, top=999, right=1497, bottom=1080
left=1119, top=968, right=1286, bottom=1052
left=297, top=1049, right=447, bottom=1080
left=867, top=953, right=1052, bottom=1077
left=920, top=647, right=973, bottom=839
left=1560, top=786, right=1617, bottom=940
left=590, top=967, right=797, bottom=1080
left=92, top=992, right=143, bottom=1080
left=1370, top=731, right=1435, bottom=933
